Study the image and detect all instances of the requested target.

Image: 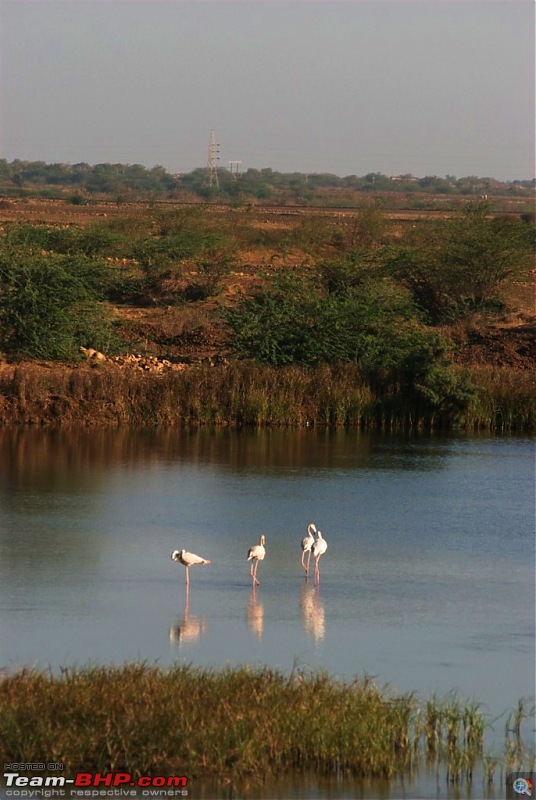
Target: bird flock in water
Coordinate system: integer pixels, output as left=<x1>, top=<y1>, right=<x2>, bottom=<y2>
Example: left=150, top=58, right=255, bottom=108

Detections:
left=171, top=523, right=328, bottom=589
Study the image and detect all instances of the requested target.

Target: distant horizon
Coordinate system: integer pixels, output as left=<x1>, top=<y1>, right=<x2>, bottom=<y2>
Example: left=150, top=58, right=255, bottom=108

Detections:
left=1, top=2, right=533, bottom=183
left=2, top=155, right=534, bottom=185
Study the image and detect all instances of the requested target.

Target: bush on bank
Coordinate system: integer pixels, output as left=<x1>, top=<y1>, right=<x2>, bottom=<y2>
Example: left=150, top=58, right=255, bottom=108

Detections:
left=0, top=206, right=533, bottom=431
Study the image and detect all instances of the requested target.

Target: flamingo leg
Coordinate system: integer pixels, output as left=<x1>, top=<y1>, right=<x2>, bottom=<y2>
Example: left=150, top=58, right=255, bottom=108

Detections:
left=314, top=555, right=322, bottom=585
left=185, top=566, right=190, bottom=588
left=252, top=560, right=260, bottom=586
left=302, top=549, right=313, bottom=576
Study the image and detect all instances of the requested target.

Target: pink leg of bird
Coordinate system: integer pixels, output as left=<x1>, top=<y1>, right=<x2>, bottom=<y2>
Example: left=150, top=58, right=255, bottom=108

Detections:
left=251, top=561, right=260, bottom=586
left=314, top=555, right=322, bottom=585
left=185, top=567, right=190, bottom=588
left=302, top=549, right=313, bottom=576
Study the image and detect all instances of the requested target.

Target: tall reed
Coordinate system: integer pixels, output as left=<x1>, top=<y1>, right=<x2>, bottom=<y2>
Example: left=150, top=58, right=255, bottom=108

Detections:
left=3, top=665, right=523, bottom=785
left=465, top=366, right=536, bottom=432
left=0, top=362, right=534, bottom=431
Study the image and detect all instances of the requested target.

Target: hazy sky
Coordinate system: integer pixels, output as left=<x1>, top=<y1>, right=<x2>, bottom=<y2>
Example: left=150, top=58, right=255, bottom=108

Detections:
left=0, top=0, right=534, bottom=180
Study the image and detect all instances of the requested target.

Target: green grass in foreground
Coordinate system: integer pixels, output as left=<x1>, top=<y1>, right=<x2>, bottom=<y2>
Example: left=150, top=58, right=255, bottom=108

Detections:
left=1, top=664, right=533, bottom=785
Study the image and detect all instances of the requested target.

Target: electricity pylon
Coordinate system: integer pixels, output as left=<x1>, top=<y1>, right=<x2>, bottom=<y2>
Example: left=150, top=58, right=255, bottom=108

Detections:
left=206, top=129, right=219, bottom=188
left=229, top=160, right=242, bottom=179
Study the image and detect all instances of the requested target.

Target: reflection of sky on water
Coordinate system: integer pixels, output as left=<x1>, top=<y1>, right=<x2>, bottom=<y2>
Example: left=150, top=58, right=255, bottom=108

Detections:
left=0, top=429, right=533, bottom=733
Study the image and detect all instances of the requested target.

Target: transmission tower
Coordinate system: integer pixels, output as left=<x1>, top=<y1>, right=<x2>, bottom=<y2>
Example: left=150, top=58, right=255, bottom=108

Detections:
left=206, top=129, right=220, bottom=188
left=229, top=160, right=242, bottom=179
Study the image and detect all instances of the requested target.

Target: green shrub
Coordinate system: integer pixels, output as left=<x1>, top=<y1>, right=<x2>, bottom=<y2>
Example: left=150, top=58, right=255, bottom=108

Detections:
left=2, top=221, right=122, bottom=258
left=387, top=203, right=534, bottom=322
left=0, top=246, right=120, bottom=360
left=224, top=269, right=432, bottom=369
left=222, top=267, right=476, bottom=420
left=3, top=222, right=80, bottom=253
left=223, top=271, right=321, bottom=366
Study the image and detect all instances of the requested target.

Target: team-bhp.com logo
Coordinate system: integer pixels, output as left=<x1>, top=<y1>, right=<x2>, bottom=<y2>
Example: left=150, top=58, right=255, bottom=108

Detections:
left=3, top=770, right=188, bottom=797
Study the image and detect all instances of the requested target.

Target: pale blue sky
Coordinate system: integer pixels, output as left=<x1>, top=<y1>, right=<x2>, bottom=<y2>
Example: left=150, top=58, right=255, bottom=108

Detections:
left=0, top=0, right=534, bottom=180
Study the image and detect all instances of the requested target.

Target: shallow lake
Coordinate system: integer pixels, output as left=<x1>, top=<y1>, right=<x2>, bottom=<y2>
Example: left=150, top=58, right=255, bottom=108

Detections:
left=0, top=427, right=534, bottom=799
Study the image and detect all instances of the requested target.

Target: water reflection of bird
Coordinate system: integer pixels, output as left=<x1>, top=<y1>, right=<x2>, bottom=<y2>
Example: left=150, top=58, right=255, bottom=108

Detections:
left=169, top=596, right=207, bottom=645
left=247, top=535, right=266, bottom=586
left=312, top=530, right=328, bottom=585
left=301, top=522, right=317, bottom=577
left=171, top=549, right=211, bottom=588
left=300, top=582, right=325, bottom=641
left=246, top=587, right=264, bottom=639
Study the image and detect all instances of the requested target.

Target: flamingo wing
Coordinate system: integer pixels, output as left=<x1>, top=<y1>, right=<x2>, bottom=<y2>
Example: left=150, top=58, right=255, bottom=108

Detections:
left=247, top=544, right=265, bottom=561
left=172, top=550, right=211, bottom=567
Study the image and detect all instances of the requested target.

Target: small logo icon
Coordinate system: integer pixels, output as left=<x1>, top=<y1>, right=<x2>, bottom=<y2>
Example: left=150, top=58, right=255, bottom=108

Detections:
left=513, top=777, right=533, bottom=796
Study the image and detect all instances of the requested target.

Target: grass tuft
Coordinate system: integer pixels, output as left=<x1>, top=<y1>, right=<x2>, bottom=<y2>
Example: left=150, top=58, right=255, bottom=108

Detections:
left=1, top=665, right=532, bottom=786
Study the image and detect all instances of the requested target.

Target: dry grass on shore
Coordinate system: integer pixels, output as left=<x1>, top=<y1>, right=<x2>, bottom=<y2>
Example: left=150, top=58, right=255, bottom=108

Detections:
left=0, top=361, right=534, bottom=432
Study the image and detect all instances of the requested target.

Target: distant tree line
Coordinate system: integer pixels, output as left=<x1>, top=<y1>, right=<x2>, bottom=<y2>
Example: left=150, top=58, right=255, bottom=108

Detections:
left=0, top=159, right=533, bottom=205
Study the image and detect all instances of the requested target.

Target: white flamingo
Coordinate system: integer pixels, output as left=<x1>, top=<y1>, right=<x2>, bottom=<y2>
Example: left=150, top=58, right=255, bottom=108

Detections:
left=312, top=530, right=328, bottom=585
left=247, top=534, right=266, bottom=586
left=171, top=549, right=211, bottom=588
left=301, top=522, right=317, bottom=576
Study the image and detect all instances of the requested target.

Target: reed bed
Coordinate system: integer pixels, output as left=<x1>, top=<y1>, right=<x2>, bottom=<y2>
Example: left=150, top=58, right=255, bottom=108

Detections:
left=3, top=664, right=530, bottom=785
left=466, top=365, right=536, bottom=432
left=0, top=361, right=534, bottom=431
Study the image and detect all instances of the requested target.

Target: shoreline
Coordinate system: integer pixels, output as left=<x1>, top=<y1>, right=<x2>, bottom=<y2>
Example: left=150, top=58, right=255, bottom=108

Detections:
left=0, top=361, right=534, bottom=432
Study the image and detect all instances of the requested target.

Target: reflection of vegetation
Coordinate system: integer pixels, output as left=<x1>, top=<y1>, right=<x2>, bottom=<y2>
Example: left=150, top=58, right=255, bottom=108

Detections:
left=1, top=664, right=532, bottom=785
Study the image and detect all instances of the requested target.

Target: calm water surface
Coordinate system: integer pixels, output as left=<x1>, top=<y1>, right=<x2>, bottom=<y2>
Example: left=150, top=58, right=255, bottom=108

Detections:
left=0, top=428, right=534, bottom=799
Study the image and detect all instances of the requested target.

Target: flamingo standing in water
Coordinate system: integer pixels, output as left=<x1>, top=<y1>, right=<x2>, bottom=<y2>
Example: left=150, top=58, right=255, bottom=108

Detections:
left=247, top=535, right=266, bottom=586
left=301, top=522, right=317, bottom=576
left=312, top=530, right=328, bottom=585
left=171, top=549, right=211, bottom=588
